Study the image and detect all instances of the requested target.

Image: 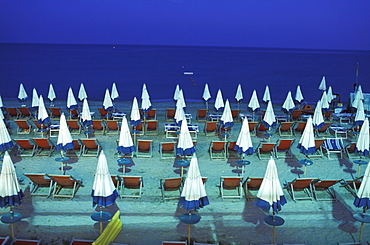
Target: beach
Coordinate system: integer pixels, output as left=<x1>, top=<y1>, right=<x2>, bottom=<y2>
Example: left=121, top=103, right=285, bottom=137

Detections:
left=0, top=99, right=369, bottom=245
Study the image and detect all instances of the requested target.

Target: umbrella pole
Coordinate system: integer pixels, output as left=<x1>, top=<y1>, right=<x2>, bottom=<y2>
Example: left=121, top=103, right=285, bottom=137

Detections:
left=252, top=111, right=255, bottom=122
left=187, top=224, right=191, bottom=244
left=133, top=126, right=137, bottom=144
left=205, top=101, right=208, bottom=109
left=99, top=206, right=103, bottom=234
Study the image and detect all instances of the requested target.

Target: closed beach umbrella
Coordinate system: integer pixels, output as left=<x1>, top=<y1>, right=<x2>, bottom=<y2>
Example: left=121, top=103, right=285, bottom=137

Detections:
left=174, top=103, right=186, bottom=126
left=354, top=100, right=365, bottom=126
left=173, top=84, right=180, bottom=101
left=262, top=85, right=271, bottom=103
left=111, top=83, right=119, bottom=101
left=214, top=89, right=224, bottom=112
left=297, top=117, right=316, bottom=155
left=117, top=117, right=135, bottom=155
left=295, top=85, right=304, bottom=103
left=56, top=113, right=74, bottom=153
left=78, top=83, right=88, bottom=101
left=235, top=118, right=254, bottom=155
left=235, top=84, right=243, bottom=101
left=248, top=90, right=260, bottom=112
left=282, top=91, right=295, bottom=114
left=0, top=95, right=3, bottom=108
left=202, top=83, right=211, bottom=109
left=177, top=119, right=195, bottom=156
left=312, top=100, right=324, bottom=129
left=179, top=154, right=209, bottom=210
left=320, top=91, right=330, bottom=112
left=319, top=76, right=327, bottom=91
left=262, top=101, right=276, bottom=128
left=103, top=89, right=114, bottom=111
left=67, top=87, right=78, bottom=110
left=37, top=95, right=50, bottom=125
left=355, top=118, right=369, bottom=157
left=0, top=118, right=14, bottom=152
left=327, top=86, right=334, bottom=103
left=130, top=97, right=141, bottom=126
left=352, top=86, right=364, bottom=109
left=0, top=152, right=24, bottom=208
left=18, top=83, right=28, bottom=103
left=176, top=89, right=186, bottom=109
left=31, top=88, right=39, bottom=108
left=92, top=150, right=118, bottom=207
left=141, top=83, right=152, bottom=112
left=48, top=84, right=56, bottom=103
left=81, top=99, right=92, bottom=127
left=220, top=99, right=234, bottom=128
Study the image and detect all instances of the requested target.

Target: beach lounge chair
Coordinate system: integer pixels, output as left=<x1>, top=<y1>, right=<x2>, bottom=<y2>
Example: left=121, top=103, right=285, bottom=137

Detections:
left=256, top=142, right=276, bottom=160
left=291, top=110, right=303, bottom=121
left=162, top=242, right=187, bottom=245
left=49, top=107, right=62, bottom=118
left=284, top=178, right=314, bottom=201
left=165, top=108, right=176, bottom=121
left=227, top=141, right=239, bottom=158
left=69, top=238, right=95, bottom=245
left=322, top=138, right=345, bottom=159
left=308, top=139, right=325, bottom=159
left=66, top=120, right=82, bottom=134
left=105, top=120, right=120, bottom=135
left=205, top=121, right=217, bottom=136
left=121, top=176, right=143, bottom=198
left=243, top=177, right=264, bottom=200
left=65, top=139, right=82, bottom=157
left=14, top=119, right=33, bottom=134
left=18, top=106, right=34, bottom=118
left=219, top=176, right=243, bottom=199
left=32, top=120, right=50, bottom=135
left=311, top=179, right=340, bottom=201
left=315, top=122, right=332, bottom=136
left=48, top=174, right=84, bottom=199
left=80, top=138, right=102, bottom=157
left=5, top=107, right=20, bottom=119
left=11, top=238, right=42, bottom=245
left=111, top=175, right=123, bottom=197
left=196, top=109, right=208, bottom=121
left=147, top=109, right=157, bottom=120
left=231, top=109, right=240, bottom=120
left=32, top=138, right=55, bottom=157
left=278, top=122, right=294, bottom=136
left=344, top=142, right=358, bottom=159
left=68, top=108, right=79, bottom=119
left=145, top=120, right=159, bottom=135
left=159, top=177, right=183, bottom=201
left=302, top=104, right=314, bottom=114
left=136, top=139, right=153, bottom=158
left=256, top=122, right=269, bottom=134
left=159, top=142, right=176, bottom=159
left=275, top=139, right=295, bottom=159
left=132, top=121, right=144, bottom=136
left=92, top=119, right=106, bottom=135
left=248, top=122, right=258, bottom=136
left=13, top=139, right=37, bottom=157
left=98, top=107, right=111, bottom=119
left=209, top=141, right=227, bottom=160
left=340, top=177, right=363, bottom=197
left=0, top=236, right=10, bottom=245
left=293, top=122, right=306, bottom=136
left=24, top=173, right=53, bottom=197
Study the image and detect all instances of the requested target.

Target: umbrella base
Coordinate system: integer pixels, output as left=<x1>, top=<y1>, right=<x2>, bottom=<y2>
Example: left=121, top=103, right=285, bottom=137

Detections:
left=264, top=215, right=284, bottom=226
left=1, top=212, right=22, bottom=223
left=180, top=213, right=201, bottom=224
left=91, top=212, right=112, bottom=222
left=353, top=213, right=370, bottom=223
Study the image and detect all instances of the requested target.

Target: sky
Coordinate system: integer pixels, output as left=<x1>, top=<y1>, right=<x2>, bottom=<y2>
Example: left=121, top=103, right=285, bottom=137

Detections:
left=1, top=0, right=370, bottom=50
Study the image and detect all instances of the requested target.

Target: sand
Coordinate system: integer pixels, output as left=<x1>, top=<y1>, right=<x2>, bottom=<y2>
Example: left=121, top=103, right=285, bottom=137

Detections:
left=0, top=99, right=369, bottom=245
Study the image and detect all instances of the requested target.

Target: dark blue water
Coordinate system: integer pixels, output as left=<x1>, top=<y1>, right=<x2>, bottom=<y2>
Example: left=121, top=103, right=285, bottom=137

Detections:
left=1, top=43, right=369, bottom=105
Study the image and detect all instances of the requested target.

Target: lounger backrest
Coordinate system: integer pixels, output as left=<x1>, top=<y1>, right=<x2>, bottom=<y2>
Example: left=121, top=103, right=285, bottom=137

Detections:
left=292, top=178, right=313, bottom=188
left=81, top=139, right=99, bottom=149
left=206, top=122, right=217, bottom=131
left=161, top=142, right=174, bottom=151
left=280, top=122, right=293, bottom=131
left=50, top=107, right=62, bottom=117
left=295, top=122, right=306, bottom=131
left=163, top=178, right=182, bottom=189
left=18, top=107, right=32, bottom=116
left=24, top=174, right=50, bottom=185
left=248, top=122, right=257, bottom=131
left=106, top=120, right=118, bottom=130
left=222, top=177, right=242, bottom=188
left=33, top=138, right=53, bottom=149
left=138, top=140, right=151, bottom=151
left=314, top=139, right=325, bottom=149
left=260, top=143, right=275, bottom=152
left=16, top=120, right=29, bottom=128
left=211, top=142, right=226, bottom=151
left=314, top=180, right=339, bottom=188
left=228, top=141, right=237, bottom=151
left=197, top=109, right=207, bottom=117
left=166, top=108, right=176, bottom=117
left=258, top=123, right=269, bottom=131
left=276, top=139, right=293, bottom=151
left=318, top=122, right=332, bottom=132
left=147, top=120, right=158, bottom=130
left=247, top=177, right=264, bottom=189
left=123, top=176, right=142, bottom=188
left=51, top=175, right=75, bottom=186
left=346, top=143, right=356, bottom=153
left=15, top=139, right=34, bottom=149
left=92, top=120, right=104, bottom=130
left=67, top=120, right=80, bottom=129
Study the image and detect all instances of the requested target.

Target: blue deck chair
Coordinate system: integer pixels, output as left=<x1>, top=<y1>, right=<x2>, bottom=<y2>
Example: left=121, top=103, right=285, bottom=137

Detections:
left=322, top=138, right=345, bottom=159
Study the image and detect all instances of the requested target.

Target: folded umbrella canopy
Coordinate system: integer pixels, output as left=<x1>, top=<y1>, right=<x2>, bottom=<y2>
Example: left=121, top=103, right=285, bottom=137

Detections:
left=176, top=119, right=195, bottom=156
left=214, top=89, right=224, bottom=112
left=176, top=89, right=186, bottom=109
left=352, top=85, right=364, bottom=109
left=48, top=84, right=56, bottom=103
left=354, top=100, right=365, bottom=126
left=220, top=99, right=234, bottom=128
left=282, top=91, right=295, bottom=114
left=18, top=83, right=28, bottom=103
left=248, top=90, right=260, bottom=112
left=327, top=86, right=334, bottom=103
left=235, top=84, right=243, bottom=102
left=130, top=97, right=141, bottom=126
left=103, top=89, right=114, bottom=111
left=117, top=116, right=136, bottom=155
left=295, top=85, right=304, bottom=103
left=67, top=87, right=78, bottom=110
left=37, top=95, right=50, bottom=125
left=262, top=101, right=276, bottom=128
left=56, top=113, right=74, bottom=153
left=355, top=118, right=369, bottom=157
left=234, top=118, right=254, bottom=155
left=312, top=100, right=324, bottom=129
left=111, top=83, right=119, bottom=101
left=262, top=85, right=271, bottom=103
left=320, top=91, right=330, bottom=112
left=0, top=117, right=14, bottom=152
left=174, top=103, right=186, bottom=126
left=354, top=162, right=370, bottom=209
left=319, top=76, right=327, bottom=91
left=92, top=151, right=118, bottom=208
left=78, top=83, right=88, bottom=101
left=81, top=99, right=92, bottom=136
left=202, top=83, right=211, bottom=109
left=173, top=84, right=180, bottom=101
left=297, top=117, right=316, bottom=155
left=141, top=83, right=152, bottom=113
left=31, top=88, right=39, bottom=109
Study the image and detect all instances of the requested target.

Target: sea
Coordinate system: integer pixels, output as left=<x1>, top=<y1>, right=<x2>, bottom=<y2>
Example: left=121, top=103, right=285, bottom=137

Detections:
left=0, top=43, right=369, bottom=106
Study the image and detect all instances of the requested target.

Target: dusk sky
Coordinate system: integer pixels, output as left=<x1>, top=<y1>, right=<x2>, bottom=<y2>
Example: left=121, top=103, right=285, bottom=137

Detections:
left=1, top=0, right=370, bottom=50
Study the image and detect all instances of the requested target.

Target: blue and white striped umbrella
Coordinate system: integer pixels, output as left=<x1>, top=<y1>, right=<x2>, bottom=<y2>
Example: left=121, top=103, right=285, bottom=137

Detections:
left=130, top=97, right=141, bottom=126
left=141, top=83, right=152, bottom=112
left=179, top=154, right=209, bottom=211
left=18, top=83, right=28, bottom=102
left=354, top=162, right=370, bottom=209
left=103, top=89, right=114, bottom=111
left=354, top=100, right=365, bottom=126
left=37, top=95, right=50, bottom=125
left=282, top=91, right=295, bottom=114
left=235, top=118, right=254, bottom=155
left=312, top=100, right=324, bottom=129
left=56, top=113, right=74, bottom=152
left=67, top=87, right=78, bottom=110
left=262, top=101, right=276, bottom=128
left=92, top=151, right=118, bottom=207
left=248, top=90, right=260, bottom=112
left=355, top=118, right=369, bottom=157
left=81, top=99, right=92, bottom=128
left=0, top=118, right=13, bottom=152
left=0, top=152, right=24, bottom=208
left=78, top=83, right=88, bottom=101
left=255, top=157, right=287, bottom=213
left=117, top=117, right=135, bottom=155
left=111, top=83, right=119, bottom=101
left=220, top=99, right=234, bottom=128
left=214, top=89, right=224, bottom=112
left=176, top=119, right=195, bottom=156
left=297, top=117, right=316, bottom=155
